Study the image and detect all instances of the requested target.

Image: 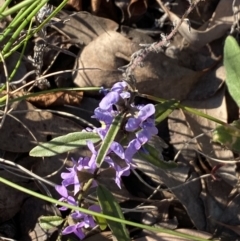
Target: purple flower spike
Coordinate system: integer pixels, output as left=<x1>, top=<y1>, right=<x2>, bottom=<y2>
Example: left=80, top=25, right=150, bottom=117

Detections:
left=99, top=92, right=120, bottom=110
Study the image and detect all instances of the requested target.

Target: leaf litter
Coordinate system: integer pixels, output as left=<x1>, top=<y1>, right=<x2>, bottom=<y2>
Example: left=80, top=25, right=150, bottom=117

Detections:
left=0, top=0, right=240, bottom=240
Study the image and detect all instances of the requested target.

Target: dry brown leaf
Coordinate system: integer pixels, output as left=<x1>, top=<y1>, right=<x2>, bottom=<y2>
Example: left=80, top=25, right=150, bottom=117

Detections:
left=67, top=0, right=82, bottom=11
left=168, top=109, right=197, bottom=165
left=187, top=64, right=225, bottom=100
left=176, top=229, right=213, bottom=239
left=182, top=87, right=237, bottom=186
left=0, top=100, right=82, bottom=152
left=128, top=0, right=148, bottom=18
left=91, top=0, right=102, bottom=13
left=27, top=91, right=83, bottom=108
left=210, top=194, right=240, bottom=238
left=163, top=0, right=240, bottom=50
left=115, top=0, right=148, bottom=22
left=137, top=229, right=213, bottom=240
left=84, top=231, right=112, bottom=241
left=133, top=156, right=205, bottom=229
left=73, top=31, right=203, bottom=100
left=19, top=197, right=60, bottom=241
left=214, top=218, right=240, bottom=236
left=181, top=88, right=237, bottom=233
left=135, top=231, right=194, bottom=241
left=0, top=170, right=36, bottom=223
left=54, top=11, right=118, bottom=46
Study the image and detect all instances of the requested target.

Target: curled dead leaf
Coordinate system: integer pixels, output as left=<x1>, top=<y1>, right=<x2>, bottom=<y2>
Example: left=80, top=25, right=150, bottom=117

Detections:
left=27, top=91, right=83, bottom=108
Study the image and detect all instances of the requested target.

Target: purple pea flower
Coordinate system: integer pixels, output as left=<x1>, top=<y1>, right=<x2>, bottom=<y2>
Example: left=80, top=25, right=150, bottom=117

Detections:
left=99, top=81, right=130, bottom=110
left=125, top=104, right=156, bottom=132
left=62, top=205, right=101, bottom=240
left=55, top=185, right=77, bottom=211
left=62, top=222, right=86, bottom=240
left=105, top=156, right=131, bottom=188
left=61, top=156, right=94, bottom=195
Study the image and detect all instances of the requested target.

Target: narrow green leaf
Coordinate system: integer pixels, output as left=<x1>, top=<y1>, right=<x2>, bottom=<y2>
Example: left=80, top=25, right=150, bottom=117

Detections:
left=138, top=143, right=177, bottom=169
left=95, top=216, right=108, bottom=230
left=96, top=113, right=124, bottom=167
left=97, top=184, right=130, bottom=241
left=155, top=100, right=179, bottom=124
left=224, top=36, right=240, bottom=107
left=30, top=132, right=100, bottom=157
left=39, top=215, right=64, bottom=230
left=213, top=121, right=240, bottom=152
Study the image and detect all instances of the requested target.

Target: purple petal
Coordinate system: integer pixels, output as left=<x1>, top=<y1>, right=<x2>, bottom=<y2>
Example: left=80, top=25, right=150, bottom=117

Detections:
left=141, top=121, right=158, bottom=136
left=71, top=211, right=86, bottom=220
left=55, top=185, right=68, bottom=197
left=83, top=216, right=96, bottom=228
left=67, top=196, right=77, bottom=206
left=125, top=117, right=141, bottom=132
left=87, top=141, right=97, bottom=154
left=111, top=81, right=127, bottom=93
left=99, top=86, right=109, bottom=96
left=136, top=129, right=149, bottom=145
left=77, top=157, right=89, bottom=171
left=137, top=104, right=155, bottom=122
left=62, top=178, right=74, bottom=187
left=99, top=92, right=120, bottom=110
left=97, top=128, right=108, bottom=140
left=58, top=197, right=68, bottom=211
left=74, top=174, right=81, bottom=195
left=111, top=141, right=125, bottom=159
left=62, top=225, right=76, bottom=235
left=94, top=107, right=113, bottom=124
left=62, top=224, right=85, bottom=240
left=61, top=170, right=75, bottom=186
left=89, top=204, right=101, bottom=213
left=105, top=157, right=130, bottom=188
left=125, top=139, right=142, bottom=163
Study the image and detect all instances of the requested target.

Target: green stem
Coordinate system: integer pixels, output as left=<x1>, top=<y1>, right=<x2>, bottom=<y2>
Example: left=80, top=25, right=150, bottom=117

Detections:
left=0, top=0, right=36, bottom=19
left=3, top=0, right=69, bottom=59
left=0, top=0, right=12, bottom=15
left=2, top=0, right=48, bottom=55
left=0, top=176, right=210, bottom=241
left=139, top=93, right=226, bottom=125
left=7, top=19, right=33, bottom=83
